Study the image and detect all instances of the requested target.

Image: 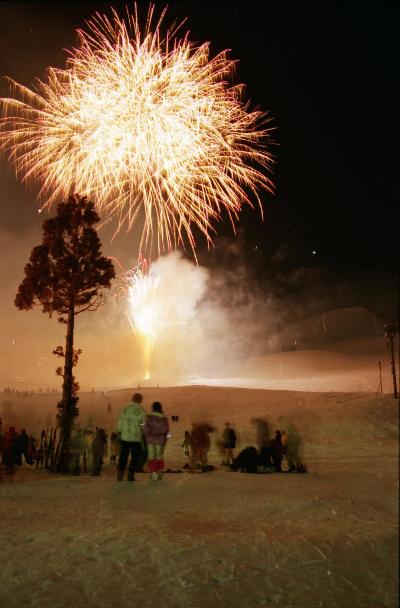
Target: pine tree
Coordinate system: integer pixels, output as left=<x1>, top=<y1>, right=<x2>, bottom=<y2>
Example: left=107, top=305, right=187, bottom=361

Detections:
left=15, top=195, right=115, bottom=467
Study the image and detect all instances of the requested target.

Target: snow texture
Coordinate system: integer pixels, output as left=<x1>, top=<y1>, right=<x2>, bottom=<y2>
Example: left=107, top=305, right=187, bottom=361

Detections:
left=1, top=384, right=398, bottom=608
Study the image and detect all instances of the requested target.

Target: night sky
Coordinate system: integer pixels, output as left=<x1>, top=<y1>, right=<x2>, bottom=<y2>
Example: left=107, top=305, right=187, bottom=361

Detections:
left=0, top=1, right=398, bottom=310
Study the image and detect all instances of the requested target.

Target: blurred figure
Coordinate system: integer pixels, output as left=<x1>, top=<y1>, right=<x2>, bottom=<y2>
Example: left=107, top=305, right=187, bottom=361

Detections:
left=91, top=428, right=108, bottom=476
left=2, top=427, right=19, bottom=475
left=252, top=417, right=273, bottom=471
left=116, top=393, right=146, bottom=481
left=251, top=417, right=270, bottom=450
left=18, top=429, right=33, bottom=465
left=181, top=430, right=190, bottom=458
left=143, top=401, right=169, bottom=480
left=68, top=428, right=86, bottom=475
left=83, top=429, right=95, bottom=473
left=27, top=435, right=37, bottom=463
left=222, top=422, right=237, bottom=466
left=190, top=423, right=213, bottom=471
left=109, top=431, right=120, bottom=464
left=281, top=422, right=306, bottom=472
left=270, top=430, right=284, bottom=472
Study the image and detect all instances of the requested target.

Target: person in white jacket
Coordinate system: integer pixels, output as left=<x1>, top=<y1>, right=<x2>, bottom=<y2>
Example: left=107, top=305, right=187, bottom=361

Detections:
left=116, top=393, right=146, bottom=481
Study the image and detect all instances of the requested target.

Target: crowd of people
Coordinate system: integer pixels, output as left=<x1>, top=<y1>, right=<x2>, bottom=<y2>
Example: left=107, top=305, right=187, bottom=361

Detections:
left=1, top=393, right=306, bottom=480
left=0, top=421, right=35, bottom=475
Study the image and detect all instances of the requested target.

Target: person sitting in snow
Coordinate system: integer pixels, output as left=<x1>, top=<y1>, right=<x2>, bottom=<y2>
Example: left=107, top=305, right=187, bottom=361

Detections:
left=231, top=446, right=259, bottom=474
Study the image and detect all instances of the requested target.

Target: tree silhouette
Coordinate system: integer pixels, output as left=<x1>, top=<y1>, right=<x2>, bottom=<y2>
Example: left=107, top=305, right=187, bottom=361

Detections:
left=15, top=195, right=115, bottom=464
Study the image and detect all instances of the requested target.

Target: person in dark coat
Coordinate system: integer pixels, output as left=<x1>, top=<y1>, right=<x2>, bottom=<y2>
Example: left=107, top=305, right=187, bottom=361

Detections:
left=231, top=446, right=259, bottom=473
left=2, top=427, right=20, bottom=474
left=143, top=402, right=169, bottom=480
left=18, top=429, right=33, bottom=465
left=222, top=422, right=237, bottom=466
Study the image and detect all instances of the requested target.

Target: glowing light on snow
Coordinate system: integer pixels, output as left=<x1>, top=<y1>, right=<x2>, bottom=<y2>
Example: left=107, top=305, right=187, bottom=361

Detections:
left=0, top=4, right=274, bottom=254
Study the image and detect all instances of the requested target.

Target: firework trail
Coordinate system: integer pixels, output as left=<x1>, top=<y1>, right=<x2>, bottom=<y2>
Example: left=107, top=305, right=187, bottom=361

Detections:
left=0, top=4, right=274, bottom=253
left=121, top=255, right=168, bottom=380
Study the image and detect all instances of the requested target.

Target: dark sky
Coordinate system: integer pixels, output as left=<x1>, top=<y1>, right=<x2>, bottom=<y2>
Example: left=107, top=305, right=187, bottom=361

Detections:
left=0, top=1, right=398, bottom=282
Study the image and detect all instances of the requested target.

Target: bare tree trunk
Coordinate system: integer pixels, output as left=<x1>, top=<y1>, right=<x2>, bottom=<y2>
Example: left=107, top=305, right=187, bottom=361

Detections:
left=62, top=302, right=75, bottom=441
left=388, top=333, right=398, bottom=399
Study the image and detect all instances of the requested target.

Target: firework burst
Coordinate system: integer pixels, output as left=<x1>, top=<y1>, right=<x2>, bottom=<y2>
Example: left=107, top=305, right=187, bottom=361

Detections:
left=0, top=4, right=274, bottom=253
left=122, top=256, right=168, bottom=380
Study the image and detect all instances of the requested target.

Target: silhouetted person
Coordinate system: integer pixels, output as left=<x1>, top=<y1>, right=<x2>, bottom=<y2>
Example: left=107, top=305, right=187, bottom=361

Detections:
left=231, top=446, right=259, bottom=473
left=83, top=429, right=95, bottom=473
left=116, top=393, right=146, bottom=481
left=91, top=428, right=108, bottom=476
left=252, top=417, right=270, bottom=450
left=190, top=423, right=213, bottom=470
left=281, top=422, right=306, bottom=472
left=252, top=417, right=272, bottom=471
left=19, top=429, right=33, bottom=465
left=222, top=422, right=237, bottom=466
left=68, top=428, right=85, bottom=475
left=109, top=432, right=119, bottom=464
left=181, top=430, right=190, bottom=458
left=271, top=430, right=284, bottom=472
left=3, top=427, right=20, bottom=475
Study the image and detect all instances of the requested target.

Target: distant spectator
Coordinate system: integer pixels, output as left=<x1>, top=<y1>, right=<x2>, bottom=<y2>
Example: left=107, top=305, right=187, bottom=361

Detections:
left=281, top=423, right=306, bottom=473
left=18, top=429, right=33, bottom=465
left=222, top=422, right=237, bottom=466
left=91, top=428, right=108, bottom=476
left=68, top=428, right=86, bottom=475
left=2, top=427, right=20, bottom=475
left=190, top=423, right=213, bottom=470
left=110, top=432, right=120, bottom=464
left=181, top=430, right=190, bottom=458
left=270, top=430, right=284, bottom=472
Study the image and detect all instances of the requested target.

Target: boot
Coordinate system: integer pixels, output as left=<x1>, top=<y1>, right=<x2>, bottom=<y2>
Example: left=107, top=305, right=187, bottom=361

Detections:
left=117, top=470, right=124, bottom=481
left=150, top=472, right=158, bottom=481
left=127, top=471, right=135, bottom=481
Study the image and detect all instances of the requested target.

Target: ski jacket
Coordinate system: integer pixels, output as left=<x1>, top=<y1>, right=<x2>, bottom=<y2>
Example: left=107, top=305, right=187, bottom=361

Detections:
left=117, top=402, right=147, bottom=442
left=143, top=412, right=169, bottom=446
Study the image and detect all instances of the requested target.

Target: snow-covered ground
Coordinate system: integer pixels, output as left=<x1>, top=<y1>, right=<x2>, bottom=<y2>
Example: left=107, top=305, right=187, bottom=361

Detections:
left=1, top=384, right=398, bottom=608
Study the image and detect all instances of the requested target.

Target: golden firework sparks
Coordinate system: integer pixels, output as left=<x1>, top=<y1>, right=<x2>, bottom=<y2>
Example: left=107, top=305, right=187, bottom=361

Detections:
left=0, top=4, right=274, bottom=253
left=122, top=256, right=168, bottom=380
